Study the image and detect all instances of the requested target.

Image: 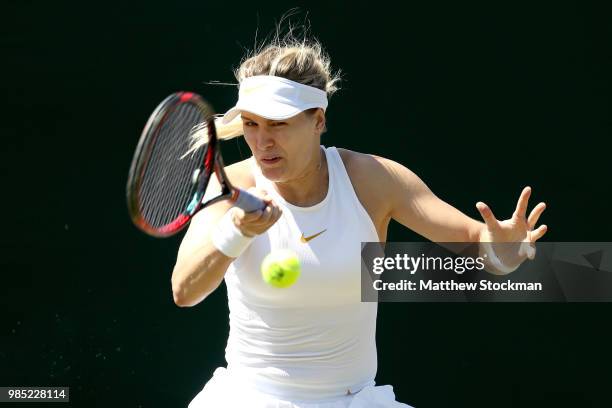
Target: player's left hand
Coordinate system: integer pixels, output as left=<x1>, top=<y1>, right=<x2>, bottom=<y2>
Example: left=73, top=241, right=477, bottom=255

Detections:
left=475, top=186, right=548, bottom=273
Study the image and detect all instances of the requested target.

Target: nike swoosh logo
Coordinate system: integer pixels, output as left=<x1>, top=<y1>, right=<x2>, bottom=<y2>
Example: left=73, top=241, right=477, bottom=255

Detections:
left=300, top=229, right=327, bottom=243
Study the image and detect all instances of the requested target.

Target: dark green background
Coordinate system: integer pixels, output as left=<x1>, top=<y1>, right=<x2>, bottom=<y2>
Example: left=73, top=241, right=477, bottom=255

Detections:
left=3, top=0, right=611, bottom=407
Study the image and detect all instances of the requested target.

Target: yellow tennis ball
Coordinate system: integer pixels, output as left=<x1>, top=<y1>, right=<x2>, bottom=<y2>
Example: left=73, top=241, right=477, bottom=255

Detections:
left=261, top=249, right=301, bottom=288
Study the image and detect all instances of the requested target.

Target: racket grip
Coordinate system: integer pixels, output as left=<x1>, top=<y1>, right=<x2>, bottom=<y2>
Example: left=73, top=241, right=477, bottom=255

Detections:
left=233, top=189, right=267, bottom=212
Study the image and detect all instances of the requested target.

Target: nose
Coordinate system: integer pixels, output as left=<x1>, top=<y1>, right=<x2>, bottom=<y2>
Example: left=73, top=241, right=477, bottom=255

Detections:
left=255, top=126, right=275, bottom=150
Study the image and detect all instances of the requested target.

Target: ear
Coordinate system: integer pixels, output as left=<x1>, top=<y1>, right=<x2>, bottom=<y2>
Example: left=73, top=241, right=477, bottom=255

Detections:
left=314, top=108, right=326, bottom=133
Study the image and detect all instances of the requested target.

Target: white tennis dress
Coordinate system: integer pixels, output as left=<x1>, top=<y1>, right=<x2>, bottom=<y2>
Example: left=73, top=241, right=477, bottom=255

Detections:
left=188, top=146, right=411, bottom=408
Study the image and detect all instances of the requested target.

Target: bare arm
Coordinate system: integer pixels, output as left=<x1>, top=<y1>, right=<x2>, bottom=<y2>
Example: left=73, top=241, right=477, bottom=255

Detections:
left=171, top=196, right=234, bottom=307
left=377, top=156, right=548, bottom=273
left=343, top=149, right=548, bottom=272
left=170, top=160, right=282, bottom=307
left=374, top=157, right=484, bottom=243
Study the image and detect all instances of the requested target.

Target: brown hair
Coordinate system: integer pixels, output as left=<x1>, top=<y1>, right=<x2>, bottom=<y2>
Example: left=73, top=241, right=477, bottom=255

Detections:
left=185, top=30, right=340, bottom=155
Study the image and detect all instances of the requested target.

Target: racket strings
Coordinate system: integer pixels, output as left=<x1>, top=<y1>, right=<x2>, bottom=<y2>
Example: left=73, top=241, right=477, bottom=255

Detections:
left=139, top=102, right=208, bottom=229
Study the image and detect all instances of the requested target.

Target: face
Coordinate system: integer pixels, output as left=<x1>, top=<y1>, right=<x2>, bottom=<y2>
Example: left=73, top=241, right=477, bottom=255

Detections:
left=241, top=109, right=326, bottom=182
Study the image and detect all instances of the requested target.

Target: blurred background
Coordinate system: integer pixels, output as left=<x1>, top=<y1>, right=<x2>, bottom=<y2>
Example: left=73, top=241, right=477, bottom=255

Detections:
left=3, top=0, right=611, bottom=406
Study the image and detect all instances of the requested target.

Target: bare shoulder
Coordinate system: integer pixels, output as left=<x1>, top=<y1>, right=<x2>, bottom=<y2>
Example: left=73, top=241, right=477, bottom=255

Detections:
left=190, top=157, right=255, bottom=225
left=337, top=148, right=425, bottom=192
left=336, top=148, right=430, bottom=240
left=336, top=148, right=395, bottom=223
left=178, top=157, right=255, bottom=256
left=336, top=148, right=393, bottom=192
left=222, top=157, right=256, bottom=190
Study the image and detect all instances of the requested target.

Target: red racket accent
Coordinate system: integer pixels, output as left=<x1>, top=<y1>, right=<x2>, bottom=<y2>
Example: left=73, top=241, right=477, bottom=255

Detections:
left=180, top=92, right=194, bottom=102
left=158, top=214, right=191, bottom=235
left=204, top=135, right=214, bottom=171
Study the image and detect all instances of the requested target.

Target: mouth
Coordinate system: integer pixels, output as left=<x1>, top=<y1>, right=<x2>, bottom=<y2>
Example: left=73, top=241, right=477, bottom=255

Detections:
left=260, top=156, right=282, bottom=165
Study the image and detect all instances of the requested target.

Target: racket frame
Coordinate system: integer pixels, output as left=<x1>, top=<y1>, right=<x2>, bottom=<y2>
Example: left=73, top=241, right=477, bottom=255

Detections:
left=127, top=92, right=238, bottom=237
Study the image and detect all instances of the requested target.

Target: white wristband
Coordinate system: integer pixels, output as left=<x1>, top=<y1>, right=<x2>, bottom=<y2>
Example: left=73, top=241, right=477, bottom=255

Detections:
left=211, top=208, right=254, bottom=258
left=479, top=242, right=520, bottom=275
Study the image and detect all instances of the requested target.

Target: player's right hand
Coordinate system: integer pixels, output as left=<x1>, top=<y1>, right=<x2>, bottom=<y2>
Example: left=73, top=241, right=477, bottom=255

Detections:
left=231, top=188, right=282, bottom=237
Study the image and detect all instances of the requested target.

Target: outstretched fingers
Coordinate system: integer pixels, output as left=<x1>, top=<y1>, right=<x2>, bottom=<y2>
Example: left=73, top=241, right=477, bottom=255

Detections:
left=476, top=202, right=501, bottom=232
left=513, top=186, right=532, bottom=220
left=530, top=224, right=548, bottom=241
left=528, top=202, right=546, bottom=229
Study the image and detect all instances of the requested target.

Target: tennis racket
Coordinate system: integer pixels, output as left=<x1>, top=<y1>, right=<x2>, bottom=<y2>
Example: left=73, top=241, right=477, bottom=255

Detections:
left=126, top=91, right=265, bottom=238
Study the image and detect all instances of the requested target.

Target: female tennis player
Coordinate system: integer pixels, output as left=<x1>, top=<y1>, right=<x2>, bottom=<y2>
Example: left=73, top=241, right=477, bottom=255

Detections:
left=171, top=36, right=548, bottom=408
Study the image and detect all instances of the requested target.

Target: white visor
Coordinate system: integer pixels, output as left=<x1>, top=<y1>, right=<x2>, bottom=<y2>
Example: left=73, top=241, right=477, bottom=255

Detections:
left=220, top=75, right=328, bottom=124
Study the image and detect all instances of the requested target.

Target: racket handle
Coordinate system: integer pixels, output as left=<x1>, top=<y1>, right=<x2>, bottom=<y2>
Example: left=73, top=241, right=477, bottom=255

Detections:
left=233, top=189, right=267, bottom=212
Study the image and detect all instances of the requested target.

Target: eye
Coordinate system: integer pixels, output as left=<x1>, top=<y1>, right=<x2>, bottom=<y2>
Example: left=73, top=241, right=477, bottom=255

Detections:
left=243, top=120, right=257, bottom=127
left=271, top=121, right=287, bottom=127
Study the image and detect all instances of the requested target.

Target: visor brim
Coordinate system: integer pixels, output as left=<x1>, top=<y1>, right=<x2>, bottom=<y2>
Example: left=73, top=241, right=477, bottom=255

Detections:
left=220, top=103, right=324, bottom=125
